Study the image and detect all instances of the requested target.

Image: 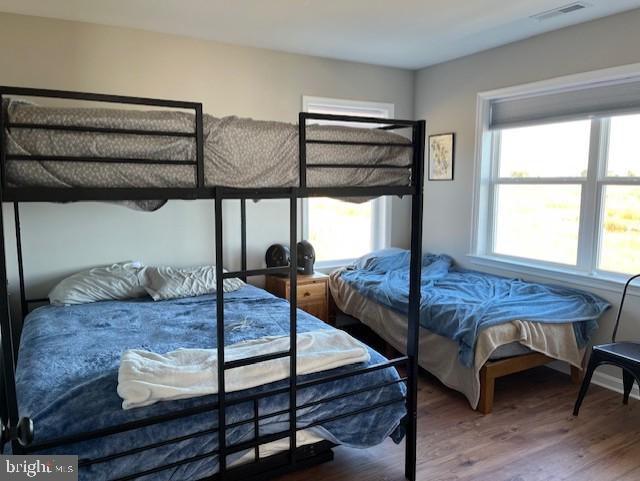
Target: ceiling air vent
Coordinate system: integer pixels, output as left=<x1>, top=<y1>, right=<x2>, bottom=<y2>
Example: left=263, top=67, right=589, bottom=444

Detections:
left=531, top=2, right=591, bottom=21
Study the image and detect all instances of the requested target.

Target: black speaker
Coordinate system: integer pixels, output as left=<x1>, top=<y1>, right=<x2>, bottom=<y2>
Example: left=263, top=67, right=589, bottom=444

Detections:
left=265, top=244, right=291, bottom=270
left=297, top=240, right=315, bottom=275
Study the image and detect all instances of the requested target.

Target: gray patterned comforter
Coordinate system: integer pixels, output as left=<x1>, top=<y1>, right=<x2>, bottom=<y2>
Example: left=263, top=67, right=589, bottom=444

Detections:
left=4, top=100, right=412, bottom=210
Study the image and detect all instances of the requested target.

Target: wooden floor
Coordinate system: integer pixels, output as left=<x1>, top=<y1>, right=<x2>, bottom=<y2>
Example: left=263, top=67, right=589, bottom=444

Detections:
left=277, top=367, right=640, bottom=481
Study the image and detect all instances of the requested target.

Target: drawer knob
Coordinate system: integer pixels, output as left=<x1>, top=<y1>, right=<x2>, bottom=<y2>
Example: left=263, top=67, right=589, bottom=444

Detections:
left=303, top=291, right=311, bottom=297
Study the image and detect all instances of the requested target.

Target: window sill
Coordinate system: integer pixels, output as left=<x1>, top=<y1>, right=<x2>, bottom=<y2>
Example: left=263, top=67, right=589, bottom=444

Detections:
left=466, top=254, right=640, bottom=299
left=313, top=259, right=354, bottom=273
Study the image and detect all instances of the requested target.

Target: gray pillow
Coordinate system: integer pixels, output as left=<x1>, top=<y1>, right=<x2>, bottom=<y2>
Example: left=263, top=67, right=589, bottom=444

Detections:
left=49, top=261, right=147, bottom=305
left=144, top=265, right=245, bottom=301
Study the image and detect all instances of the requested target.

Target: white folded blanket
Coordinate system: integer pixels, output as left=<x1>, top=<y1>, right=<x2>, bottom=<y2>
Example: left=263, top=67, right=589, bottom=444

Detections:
left=117, top=330, right=370, bottom=410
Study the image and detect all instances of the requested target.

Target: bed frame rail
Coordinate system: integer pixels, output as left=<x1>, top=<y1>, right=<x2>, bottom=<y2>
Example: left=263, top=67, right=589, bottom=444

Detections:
left=0, top=86, right=426, bottom=481
left=0, top=86, right=206, bottom=201
left=0, top=87, right=418, bottom=202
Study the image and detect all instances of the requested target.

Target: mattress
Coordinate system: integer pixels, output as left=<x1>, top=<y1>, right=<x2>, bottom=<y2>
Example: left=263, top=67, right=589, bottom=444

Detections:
left=338, top=251, right=606, bottom=368
left=3, top=100, right=412, bottom=210
left=330, top=269, right=585, bottom=409
left=15, top=285, right=406, bottom=480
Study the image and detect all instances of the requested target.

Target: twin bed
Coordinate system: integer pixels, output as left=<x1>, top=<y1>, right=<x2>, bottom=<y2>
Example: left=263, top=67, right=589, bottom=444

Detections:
left=330, top=250, right=609, bottom=413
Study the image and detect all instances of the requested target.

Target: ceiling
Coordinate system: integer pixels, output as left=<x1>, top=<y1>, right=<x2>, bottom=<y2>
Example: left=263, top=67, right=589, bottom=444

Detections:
left=1, top=0, right=639, bottom=69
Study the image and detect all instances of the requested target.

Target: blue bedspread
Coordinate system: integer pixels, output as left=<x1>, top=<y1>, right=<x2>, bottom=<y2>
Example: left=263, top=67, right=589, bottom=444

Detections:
left=15, top=285, right=405, bottom=481
left=340, top=251, right=610, bottom=367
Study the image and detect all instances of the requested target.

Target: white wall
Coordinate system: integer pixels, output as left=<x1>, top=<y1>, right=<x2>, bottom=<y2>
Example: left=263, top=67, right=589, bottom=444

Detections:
left=0, top=12, right=414, bottom=299
left=415, top=8, right=640, bottom=386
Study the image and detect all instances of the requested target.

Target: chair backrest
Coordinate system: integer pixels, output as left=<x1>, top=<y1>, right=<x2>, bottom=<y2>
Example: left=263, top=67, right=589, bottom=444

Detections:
left=612, top=273, right=640, bottom=342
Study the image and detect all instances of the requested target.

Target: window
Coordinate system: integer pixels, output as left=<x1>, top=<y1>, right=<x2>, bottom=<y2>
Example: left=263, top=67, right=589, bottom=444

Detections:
left=491, top=120, right=589, bottom=266
left=475, top=70, right=640, bottom=277
left=599, top=115, right=640, bottom=274
left=302, top=96, right=393, bottom=266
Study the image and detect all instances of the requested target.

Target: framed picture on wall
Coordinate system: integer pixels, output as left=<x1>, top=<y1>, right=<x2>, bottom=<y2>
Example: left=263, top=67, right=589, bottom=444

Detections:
left=428, top=133, right=455, bottom=181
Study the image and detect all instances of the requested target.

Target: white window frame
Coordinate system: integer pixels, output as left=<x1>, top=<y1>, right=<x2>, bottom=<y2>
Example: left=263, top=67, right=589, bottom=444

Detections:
left=471, top=63, right=640, bottom=295
left=301, top=96, right=394, bottom=269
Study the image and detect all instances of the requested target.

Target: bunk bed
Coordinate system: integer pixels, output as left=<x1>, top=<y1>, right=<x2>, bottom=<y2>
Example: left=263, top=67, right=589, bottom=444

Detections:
left=0, top=87, right=426, bottom=481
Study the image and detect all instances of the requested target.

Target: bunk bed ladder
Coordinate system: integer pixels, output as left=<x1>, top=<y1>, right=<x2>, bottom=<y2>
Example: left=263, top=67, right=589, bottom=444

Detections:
left=215, top=188, right=300, bottom=477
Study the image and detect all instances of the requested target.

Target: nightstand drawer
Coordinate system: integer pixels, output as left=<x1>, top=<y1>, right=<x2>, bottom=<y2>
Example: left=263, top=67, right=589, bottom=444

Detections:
left=301, top=301, right=328, bottom=322
left=297, top=282, right=326, bottom=303
left=264, top=272, right=331, bottom=324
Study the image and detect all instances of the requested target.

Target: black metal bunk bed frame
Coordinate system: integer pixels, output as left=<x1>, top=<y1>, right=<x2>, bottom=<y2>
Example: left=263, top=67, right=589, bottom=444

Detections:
left=0, top=86, right=425, bottom=481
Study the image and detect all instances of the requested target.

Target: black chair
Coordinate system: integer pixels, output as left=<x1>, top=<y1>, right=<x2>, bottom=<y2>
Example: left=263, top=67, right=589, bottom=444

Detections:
left=574, top=273, right=640, bottom=416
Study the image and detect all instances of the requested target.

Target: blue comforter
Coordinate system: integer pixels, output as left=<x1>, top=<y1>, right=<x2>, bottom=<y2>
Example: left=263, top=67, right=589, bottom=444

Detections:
left=15, top=285, right=405, bottom=481
left=340, top=251, right=610, bottom=367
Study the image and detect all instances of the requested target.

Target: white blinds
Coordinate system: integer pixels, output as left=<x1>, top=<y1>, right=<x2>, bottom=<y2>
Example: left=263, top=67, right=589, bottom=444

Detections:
left=489, top=78, right=640, bottom=130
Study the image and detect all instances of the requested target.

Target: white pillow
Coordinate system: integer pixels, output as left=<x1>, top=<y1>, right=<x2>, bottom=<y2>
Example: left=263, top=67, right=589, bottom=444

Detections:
left=49, top=261, right=147, bottom=305
left=144, top=265, right=245, bottom=301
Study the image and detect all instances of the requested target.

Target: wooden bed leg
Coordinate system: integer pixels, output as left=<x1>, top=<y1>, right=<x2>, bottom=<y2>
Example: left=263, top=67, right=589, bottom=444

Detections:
left=478, top=365, right=495, bottom=415
left=570, top=365, right=582, bottom=385
left=477, top=354, right=561, bottom=414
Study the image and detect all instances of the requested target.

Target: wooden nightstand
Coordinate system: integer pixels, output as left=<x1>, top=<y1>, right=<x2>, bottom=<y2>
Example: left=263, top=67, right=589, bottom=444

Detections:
left=265, top=272, right=330, bottom=324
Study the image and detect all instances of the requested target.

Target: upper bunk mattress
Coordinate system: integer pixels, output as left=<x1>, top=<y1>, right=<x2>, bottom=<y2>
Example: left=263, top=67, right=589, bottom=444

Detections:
left=3, top=100, right=413, bottom=194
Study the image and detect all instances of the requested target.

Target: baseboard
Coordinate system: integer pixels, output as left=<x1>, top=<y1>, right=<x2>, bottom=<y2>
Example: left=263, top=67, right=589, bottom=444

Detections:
left=549, top=360, right=640, bottom=400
